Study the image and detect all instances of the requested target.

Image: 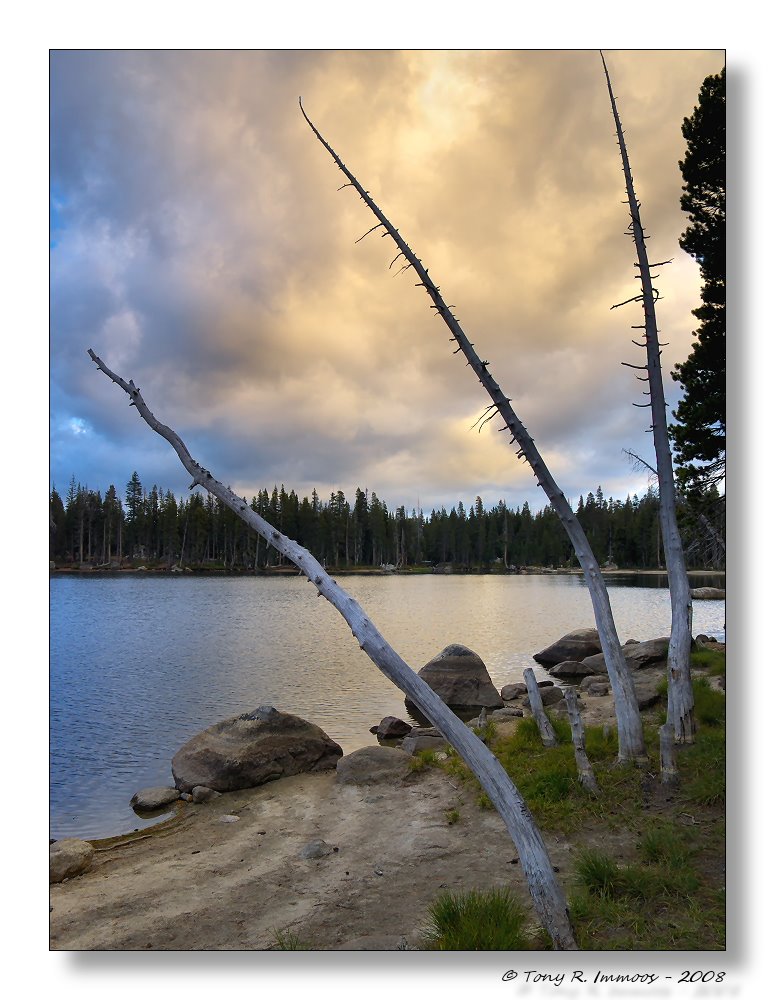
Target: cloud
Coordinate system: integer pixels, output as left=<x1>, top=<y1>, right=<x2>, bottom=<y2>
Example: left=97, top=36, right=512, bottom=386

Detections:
left=51, top=49, right=724, bottom=512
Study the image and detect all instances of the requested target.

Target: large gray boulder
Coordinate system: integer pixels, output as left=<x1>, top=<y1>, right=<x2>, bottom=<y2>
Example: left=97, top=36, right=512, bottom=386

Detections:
left=336, top=746, right=412, bottom=785
left=172, top=706, right=343, bottom=793
left=533, top=628, right=602, bottom=666
left=50, top=838, right=94, bottom=884
left=581, top=637, right=670, bottom=674
left=405, top=644, right=503, bottom=713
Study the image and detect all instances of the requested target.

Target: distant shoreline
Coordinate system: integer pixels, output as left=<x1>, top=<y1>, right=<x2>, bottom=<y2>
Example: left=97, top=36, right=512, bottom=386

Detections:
left=49, top=565, right=725, bottom=578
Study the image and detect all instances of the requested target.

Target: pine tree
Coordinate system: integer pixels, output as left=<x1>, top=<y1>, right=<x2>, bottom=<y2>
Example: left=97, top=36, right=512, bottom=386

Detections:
left=670, top=67, right=726, bottom=493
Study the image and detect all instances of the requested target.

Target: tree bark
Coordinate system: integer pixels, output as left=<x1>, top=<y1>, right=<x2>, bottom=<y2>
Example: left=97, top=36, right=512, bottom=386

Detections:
left=659, top=723, right=679, bottom=786
left=300, top=101, right=646, bottom=763
left=88, top=348, right=578, bottom=950
left=601, top=53, right=696, bottom=743
left=523, top=668, right=558, bottom=747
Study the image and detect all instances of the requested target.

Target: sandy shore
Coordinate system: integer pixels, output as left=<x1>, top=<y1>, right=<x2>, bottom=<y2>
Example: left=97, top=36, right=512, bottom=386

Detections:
left=50, top=738, right=561, bottom=951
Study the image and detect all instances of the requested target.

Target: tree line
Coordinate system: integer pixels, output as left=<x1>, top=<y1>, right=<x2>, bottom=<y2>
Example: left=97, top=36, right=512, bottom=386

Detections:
left=50, top=473, right=724, bottom=572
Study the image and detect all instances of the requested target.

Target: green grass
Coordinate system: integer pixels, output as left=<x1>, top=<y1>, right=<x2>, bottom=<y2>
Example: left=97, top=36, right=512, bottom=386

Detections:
left=430, top=688, right=725, bottom=952
left=272, top=928, right=309, bottom=950
left=408, top=748, right=442, bottom=772
left=691, top=647, right=726, bottom=676
left=423, top=888, right=532, bottom=950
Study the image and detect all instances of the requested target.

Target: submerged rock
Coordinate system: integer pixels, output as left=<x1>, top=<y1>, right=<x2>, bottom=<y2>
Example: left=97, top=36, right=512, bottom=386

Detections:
left=130, top=787, right=180, bottom=812
left=172, top=705, right=343, bottom=793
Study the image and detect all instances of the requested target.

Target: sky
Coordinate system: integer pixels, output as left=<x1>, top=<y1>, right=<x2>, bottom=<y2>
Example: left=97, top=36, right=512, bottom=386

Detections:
left=50, top=49, right=725, bottom=514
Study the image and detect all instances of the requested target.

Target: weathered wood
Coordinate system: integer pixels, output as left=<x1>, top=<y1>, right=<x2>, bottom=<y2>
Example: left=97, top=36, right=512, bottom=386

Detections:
left=300, top=100, right=647, bottom=764
left=659, top=723, right=679, bottom=786
left=601, top=53, right=695, bottom=744
left=564, top=688, right=600, bottom=794
left=88, top=349, right=578, bottom=950
left=523, top=668, right=557, bottom=747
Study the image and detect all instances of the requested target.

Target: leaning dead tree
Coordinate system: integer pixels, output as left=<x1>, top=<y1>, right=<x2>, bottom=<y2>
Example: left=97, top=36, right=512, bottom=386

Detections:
left=602, top=53, right=696, bottom=743
left=87, top=348, right=578, bottom=950
left=300, top=100, right=647, bottom=764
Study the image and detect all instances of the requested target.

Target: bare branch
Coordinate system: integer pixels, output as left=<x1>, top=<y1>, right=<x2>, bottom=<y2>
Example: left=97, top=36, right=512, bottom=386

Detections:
left=354, top=223, right=384, bottom=244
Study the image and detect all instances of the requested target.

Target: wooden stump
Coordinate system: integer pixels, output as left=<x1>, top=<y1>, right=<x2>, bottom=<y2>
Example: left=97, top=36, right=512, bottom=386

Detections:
left=523, top=668, right=558, bottom=747
left=564, top=688, right=599, bottom=794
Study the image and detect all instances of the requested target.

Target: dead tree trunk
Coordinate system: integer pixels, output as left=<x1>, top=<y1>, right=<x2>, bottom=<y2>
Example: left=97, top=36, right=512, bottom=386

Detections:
left=87, top=348, right=578, bottom=950
left=300, top=100, right=646, bottom=764
left=564, top=688, right=600, bottom=794
left=601, top=53, right=695, bottom=743
left=523, top=668, right=557, bottom=747
left=659, top=722, right=679, bottom=786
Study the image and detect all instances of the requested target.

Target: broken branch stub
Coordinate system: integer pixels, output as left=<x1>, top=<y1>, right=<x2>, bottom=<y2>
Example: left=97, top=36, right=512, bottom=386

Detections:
left=87, top=347, right=578, bottom=951
left=299, top=99, right=646, bottom=764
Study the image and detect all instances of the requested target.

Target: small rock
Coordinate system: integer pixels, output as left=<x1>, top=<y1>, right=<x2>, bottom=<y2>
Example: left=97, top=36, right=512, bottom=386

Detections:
left=300, top=839, right=335, bottom=859
left=192, top=785, right=222, bottom=803
left=130, top=786, right=181, bottom=812
left=336, top=746, right=412, bottom=785
left=219, top=814, right=240, bottom=823
left=402, top=734, right=447, bottom=755
left=691, top=587, right=725, bottom=600
left=490, top=707, right=524, bottom=720
left=586, top=683, right=610, bottom=697
left=501, top=683, right=526, bottom=701
left=373, top=716, right=413, bottom=740
left=50, top=839, right=94, bottom=884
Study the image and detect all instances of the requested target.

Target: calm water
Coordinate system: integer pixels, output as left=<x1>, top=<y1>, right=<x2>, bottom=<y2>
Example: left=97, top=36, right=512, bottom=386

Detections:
left=50, top=573, right=724, bottom=840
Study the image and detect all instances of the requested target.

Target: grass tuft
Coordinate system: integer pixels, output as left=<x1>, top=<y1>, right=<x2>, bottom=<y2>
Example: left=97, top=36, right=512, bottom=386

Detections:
left=423, top=888, right=531, bottom=950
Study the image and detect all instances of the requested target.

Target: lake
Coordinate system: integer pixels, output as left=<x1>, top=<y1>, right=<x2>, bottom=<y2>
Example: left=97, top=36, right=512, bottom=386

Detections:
left=50, top=572, right=725, bottom=840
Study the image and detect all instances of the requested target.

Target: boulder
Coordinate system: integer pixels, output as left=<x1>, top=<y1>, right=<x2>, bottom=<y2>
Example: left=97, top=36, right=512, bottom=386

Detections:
left=50, top=838, right=94, bottom=884
left=405, top=644, right=503, bottom=712
left=372, top=716, right=412, bottom=740
left=581, top=637, right=670, bottom=674
left=501, top=682, right=526, bottom=701
left=336, top=746, right=411, bottom=785
left=533, top=628, right=602, bottom=666
left=534, top=685, right=564, bottom=706
left=579, top=674, right=607, bottom=691
left=171, top=706, right=343, bottom=793
left=549, top=659, right=597, bottom=679
left=130, top=786, right=180, bottom=812
left=691, top=587, right=725, bottom=600
left=585, top=683, right=610, bottom=697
